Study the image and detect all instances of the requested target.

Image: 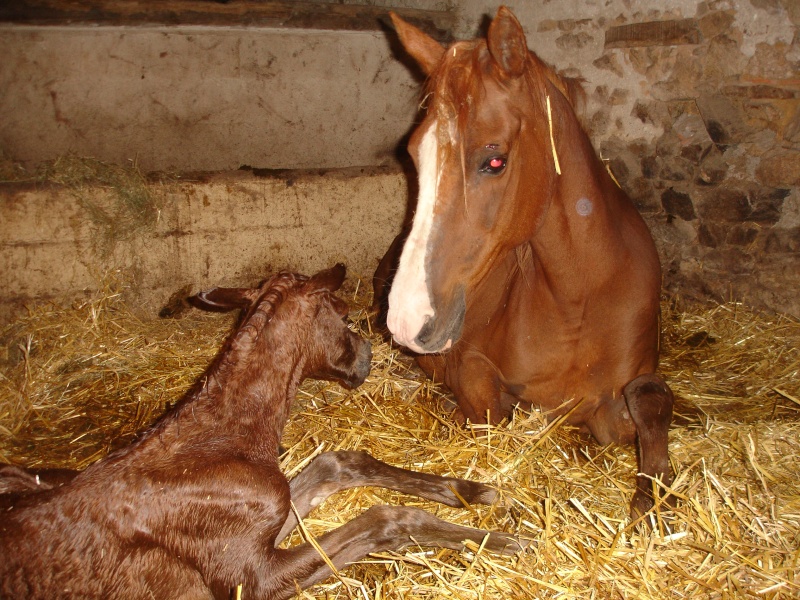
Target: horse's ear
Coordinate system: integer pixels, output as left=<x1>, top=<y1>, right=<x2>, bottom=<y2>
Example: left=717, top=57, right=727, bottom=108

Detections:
left=390, top=12, right=445, bottom=76
left=188, top=287, right=259, bottom=312
left=487, top=6, right=528, bottom=79
left=308, top=263, right=347, bottom=293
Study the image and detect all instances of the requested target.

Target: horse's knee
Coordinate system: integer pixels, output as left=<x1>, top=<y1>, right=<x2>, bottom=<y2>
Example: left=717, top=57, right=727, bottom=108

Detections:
left=624, top=373, right=674, bottom=472
left=453, top=386, right=504, bottom=426
left=431, top=355, right=505, bottom=425
left=624, top=373, right=674, bottom=429
left=623, top=373, right=675, bottom=519
left=416, top=355, right=446, bottom=383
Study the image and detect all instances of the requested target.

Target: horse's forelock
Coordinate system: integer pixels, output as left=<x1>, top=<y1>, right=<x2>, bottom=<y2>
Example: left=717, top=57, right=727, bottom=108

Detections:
left=424, top=41, right=484, bottom=146
left=424, top=39, right=587, bottom=139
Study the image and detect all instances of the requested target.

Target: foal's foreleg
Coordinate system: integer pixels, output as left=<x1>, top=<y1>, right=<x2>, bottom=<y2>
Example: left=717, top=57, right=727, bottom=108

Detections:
left=272, top=504, right=523, bottom=599
left=277, top=451, right=498, bottom=544
left=624, top=373, right=675, bottom=520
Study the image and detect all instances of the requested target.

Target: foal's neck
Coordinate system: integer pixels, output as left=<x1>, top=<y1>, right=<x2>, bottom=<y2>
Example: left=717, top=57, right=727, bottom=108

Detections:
left=157, top=315, right=308, bottom=461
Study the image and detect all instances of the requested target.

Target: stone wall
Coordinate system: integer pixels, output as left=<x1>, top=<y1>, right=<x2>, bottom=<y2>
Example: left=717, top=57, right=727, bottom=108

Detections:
left=458, top=0, right=799, bottom=317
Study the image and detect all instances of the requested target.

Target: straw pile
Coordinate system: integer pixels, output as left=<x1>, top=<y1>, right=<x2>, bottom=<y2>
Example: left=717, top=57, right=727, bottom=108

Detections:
left=1, top=274, right=798, bottom=599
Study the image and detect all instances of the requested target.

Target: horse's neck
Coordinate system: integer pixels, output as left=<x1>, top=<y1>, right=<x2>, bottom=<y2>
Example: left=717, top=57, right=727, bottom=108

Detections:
left=141, top=321, right=306, bottom=462
left=526, top=105, right=623, bottom=297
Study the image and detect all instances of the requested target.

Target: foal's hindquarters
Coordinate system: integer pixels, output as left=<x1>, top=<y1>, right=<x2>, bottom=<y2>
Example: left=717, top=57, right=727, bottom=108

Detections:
left=0, top=264, right=524, bottom=600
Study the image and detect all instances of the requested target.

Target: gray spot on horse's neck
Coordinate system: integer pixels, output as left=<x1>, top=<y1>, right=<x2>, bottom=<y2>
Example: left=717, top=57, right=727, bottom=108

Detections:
left=576, top=197, right=593, bottom=216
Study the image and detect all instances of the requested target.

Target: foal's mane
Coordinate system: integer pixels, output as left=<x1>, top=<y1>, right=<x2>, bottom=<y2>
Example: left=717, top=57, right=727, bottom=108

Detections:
left=185, top=272, right=309, bottom=404
left=236, top=271, right=308, bottom=343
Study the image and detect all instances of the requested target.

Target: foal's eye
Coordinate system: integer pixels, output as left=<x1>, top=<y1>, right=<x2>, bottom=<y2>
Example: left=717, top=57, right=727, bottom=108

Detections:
left=480, top=156, right=507, bottom=174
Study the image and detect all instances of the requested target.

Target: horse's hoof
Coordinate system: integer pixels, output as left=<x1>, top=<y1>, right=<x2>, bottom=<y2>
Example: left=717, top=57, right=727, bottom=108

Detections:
left=629, top=489, right=677, bottom=526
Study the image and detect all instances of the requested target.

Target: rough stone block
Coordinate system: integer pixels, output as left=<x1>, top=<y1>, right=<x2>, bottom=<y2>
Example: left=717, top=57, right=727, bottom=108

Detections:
left=698, top=10, right=735, bottom=39
left=660, top=156, right=696, bottom=182
left=726, top=224, right=759, bottom=246
left=699, top=188, right=747, bottom=222
left=661, top=188, right=696, bottom=220
left=756, top=149, right=800, bottom=187
left=696, top=95, right=761, bottom=146
left=763, top=227, right=800, bottom=253
left=695, top=149, right=728, bottom=185
left=556, top=31, right=595, bottom=51
left=605, top=19, right=702, bottom=48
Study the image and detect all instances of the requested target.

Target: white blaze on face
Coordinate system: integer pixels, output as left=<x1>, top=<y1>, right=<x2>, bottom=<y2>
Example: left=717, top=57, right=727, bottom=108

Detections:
left=387, top=121, right=440, bottom=353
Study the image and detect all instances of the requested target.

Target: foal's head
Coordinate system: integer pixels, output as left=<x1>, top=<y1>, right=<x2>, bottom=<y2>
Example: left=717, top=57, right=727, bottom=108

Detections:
left=192, top=264, right=372, bottom=391
left=386, top=7, right=583, bottom=353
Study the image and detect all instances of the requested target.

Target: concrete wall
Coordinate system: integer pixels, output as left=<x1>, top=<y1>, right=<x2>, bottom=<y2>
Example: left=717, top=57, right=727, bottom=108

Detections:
left=0, top=168, right=407, bottom=322
left=0, top=25, right=421, bottom=172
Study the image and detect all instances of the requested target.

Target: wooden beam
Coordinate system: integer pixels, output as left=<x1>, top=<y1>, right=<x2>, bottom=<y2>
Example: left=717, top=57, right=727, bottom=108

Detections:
left=0, top=0, right=454, bottom=42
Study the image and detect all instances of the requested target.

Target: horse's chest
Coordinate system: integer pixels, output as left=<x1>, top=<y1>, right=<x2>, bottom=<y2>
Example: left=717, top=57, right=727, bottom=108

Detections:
left=461, top=305, right=614, bottom=404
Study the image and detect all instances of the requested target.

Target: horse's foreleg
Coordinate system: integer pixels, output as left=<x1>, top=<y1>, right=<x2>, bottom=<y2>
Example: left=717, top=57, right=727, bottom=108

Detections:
left=445, top=354, right=505, bottom=425
left=623, top=373, right=675, bottom=520
left=276, top=451, right=499, bottom=544
left=271, top=504, right=524, bottom=598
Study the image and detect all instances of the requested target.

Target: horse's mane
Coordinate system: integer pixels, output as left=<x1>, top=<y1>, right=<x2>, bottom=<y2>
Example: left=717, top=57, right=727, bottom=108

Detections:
left=237, top=271, right=307, bottom=342
left=540, top=61, right=587, bottom=120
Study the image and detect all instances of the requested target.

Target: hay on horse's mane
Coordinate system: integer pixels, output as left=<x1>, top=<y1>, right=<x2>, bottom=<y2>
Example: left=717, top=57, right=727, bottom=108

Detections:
left=424, top=38, right=586, bottom=148
left=1, top=274, right=799, bottom=599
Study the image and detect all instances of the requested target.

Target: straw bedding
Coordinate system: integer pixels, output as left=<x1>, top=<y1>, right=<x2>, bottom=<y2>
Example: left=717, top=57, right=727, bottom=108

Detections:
left=1, top=275, right=798, bottom=599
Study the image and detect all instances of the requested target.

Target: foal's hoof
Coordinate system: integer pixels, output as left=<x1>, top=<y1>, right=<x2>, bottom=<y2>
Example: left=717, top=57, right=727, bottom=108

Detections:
left=481, top=531, right=532, bottom=556
left=629, top=490, right=654, bottom=522
left=446, top=478, right=498, bottom=507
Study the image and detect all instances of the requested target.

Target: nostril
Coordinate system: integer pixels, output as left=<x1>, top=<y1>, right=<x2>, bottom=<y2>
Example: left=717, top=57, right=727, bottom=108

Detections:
left=414, top=314, right=436, bottom=347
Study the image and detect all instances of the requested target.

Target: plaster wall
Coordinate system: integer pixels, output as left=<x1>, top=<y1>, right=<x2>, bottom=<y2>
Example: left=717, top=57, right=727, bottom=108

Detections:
left=0, top=26, right=421, bottom=172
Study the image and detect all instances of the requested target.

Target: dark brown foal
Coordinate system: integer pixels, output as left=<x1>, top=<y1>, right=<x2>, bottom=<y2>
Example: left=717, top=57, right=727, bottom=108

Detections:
left=0, top=264, right=522, bottom=600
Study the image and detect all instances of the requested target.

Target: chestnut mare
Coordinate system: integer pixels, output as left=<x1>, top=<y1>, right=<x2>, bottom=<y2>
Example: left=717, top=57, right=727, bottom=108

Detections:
left=375, top=7, right=674, bottom=518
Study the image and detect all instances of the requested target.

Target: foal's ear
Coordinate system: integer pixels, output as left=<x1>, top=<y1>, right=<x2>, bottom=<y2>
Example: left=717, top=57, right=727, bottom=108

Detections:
left=188, top=287, right=260, bottom=312
left=308, top=263, right=347, bottom=293
left=390, top=12, right=445, bottom=76
left=487, top=6, right=528, bottom=79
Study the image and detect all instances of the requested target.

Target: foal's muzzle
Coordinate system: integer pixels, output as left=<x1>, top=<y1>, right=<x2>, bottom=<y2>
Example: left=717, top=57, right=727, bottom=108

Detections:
left=340, top=337, right=373, bottom=389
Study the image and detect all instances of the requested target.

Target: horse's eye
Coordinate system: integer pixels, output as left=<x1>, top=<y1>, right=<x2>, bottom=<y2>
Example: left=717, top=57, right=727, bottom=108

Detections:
left=480, top=156, right=507, bottom=174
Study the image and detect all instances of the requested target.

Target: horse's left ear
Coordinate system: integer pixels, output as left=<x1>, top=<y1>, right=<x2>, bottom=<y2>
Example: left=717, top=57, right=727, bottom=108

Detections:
left=309, top=263, right=347, bottom=293
left=487, top=6, right=528, bottom=79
